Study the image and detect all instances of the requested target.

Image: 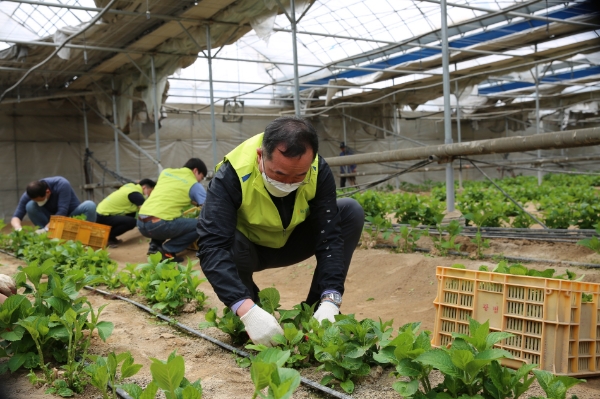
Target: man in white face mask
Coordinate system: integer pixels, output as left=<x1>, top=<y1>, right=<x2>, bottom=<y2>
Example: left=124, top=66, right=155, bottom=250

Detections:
left=197, top=116, right=364, bottom=347
left=11, top=177, right=97, bottom=232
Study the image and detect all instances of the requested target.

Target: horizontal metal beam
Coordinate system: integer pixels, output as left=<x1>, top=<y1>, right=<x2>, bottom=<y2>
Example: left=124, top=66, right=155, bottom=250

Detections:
left=0, top=39, right=440, bottom=77
left=325, top=126, right=600, bottom=166
left=0, top=90, right=97, bottom=105
left=1, top=0, right=240, bottom=27
left=168, top=77, right=375, bottom=90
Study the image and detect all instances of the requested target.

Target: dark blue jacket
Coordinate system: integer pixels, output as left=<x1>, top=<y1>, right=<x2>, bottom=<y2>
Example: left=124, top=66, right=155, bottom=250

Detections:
left=13, top=176, right=81, bottom=220
left=339, top=150, right=357, bottom=174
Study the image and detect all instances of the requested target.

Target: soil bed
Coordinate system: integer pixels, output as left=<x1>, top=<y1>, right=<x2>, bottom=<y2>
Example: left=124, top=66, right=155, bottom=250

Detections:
left=1, top=228, right=600, bottom=398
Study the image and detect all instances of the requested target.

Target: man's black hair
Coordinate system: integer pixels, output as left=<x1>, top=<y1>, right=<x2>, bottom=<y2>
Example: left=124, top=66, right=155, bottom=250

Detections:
left=183, top=158, right=208, bottom=176
left=139, top=178, right=156, bottom=188
left=263, top=116, right=318, bottom=160
left=26, top=180, right=49, bottom=199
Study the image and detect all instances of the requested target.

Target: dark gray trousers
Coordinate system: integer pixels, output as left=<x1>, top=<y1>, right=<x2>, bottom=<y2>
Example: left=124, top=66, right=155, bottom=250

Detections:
left=230, top=198, right=364, bottom=305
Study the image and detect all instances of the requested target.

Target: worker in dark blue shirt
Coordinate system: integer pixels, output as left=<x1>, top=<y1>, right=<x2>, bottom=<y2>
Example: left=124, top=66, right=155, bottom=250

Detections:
left=11, top=176, right=97, bottom=232
left=339, top=142, right=357, bottom=187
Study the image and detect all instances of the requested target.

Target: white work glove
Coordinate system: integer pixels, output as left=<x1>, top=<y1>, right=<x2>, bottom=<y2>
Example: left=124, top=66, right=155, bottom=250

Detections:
left=313, top=301, right=340, bottom=324
left=240, top=305, right=283, bottom=347
left=0, top=275, right=16, bottom=298
left=35, top=227, right=48, bottom=235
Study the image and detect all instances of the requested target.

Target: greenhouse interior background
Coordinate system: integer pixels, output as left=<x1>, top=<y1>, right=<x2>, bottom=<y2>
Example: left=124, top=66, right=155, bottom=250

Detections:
left=0, top=0, right=599, bottom=219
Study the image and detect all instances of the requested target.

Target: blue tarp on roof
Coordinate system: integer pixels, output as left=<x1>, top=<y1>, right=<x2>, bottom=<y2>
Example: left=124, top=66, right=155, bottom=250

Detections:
left=479, top=65, right=600, bottom=94
left=302, top=0, right=597, bottom=89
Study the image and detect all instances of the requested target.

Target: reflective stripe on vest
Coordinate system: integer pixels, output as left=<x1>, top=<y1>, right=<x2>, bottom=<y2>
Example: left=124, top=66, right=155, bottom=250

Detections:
left=97, top=183, right=142, bottom=216
left=217, top=133, right=318, bottom=248
left=139, top=168, right=196, bottom=220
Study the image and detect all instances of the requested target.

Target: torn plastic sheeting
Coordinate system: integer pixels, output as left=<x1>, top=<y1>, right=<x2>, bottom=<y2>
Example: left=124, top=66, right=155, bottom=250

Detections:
left=53, top=22, right=105, bottom=60
left=325, top=72, right=383, bottom=105
left=585, top=51, right=600, bottom=66
left=250, top=0, right=311, bottom=44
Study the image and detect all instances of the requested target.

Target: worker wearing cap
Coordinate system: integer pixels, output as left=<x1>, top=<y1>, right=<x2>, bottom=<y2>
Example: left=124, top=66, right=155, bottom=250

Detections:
left=11, top=176, right=97, bottom=233
left=137, top=158, right=207, bottom=262
left=339, top=142, right=357, bottom=188
left=96, top=179, right=156, bottom=247
left=197, top=116, right=364, bottom=347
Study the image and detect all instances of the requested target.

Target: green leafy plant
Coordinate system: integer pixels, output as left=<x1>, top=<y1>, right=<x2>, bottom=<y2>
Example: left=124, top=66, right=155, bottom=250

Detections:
left=395, top=220, right=422, bottom=253
left=431, top=217, right=463, bottom=256
left=85, top=351, right=143, bottom=399
left=374, top=322, right=434, bottom=397
left=464, top=210, right=492, bottom=259
left=529, top=369, right=584, bottom=399
left=123, top=254, right=208, bottom=314
left=119, top=351, right=203, bottom=399
left=199, top=307, right=248, bottom=345
left=390, top=318, right=518, bottom=398
left=577, top=223, right=600, bottom=255
left=309, top=317, right=374, bottom=393
left=247, top=322, right=308, bottom=369
left=0, top=258, right=113, bottom=395
left=249, top=347, right=301, bottom=399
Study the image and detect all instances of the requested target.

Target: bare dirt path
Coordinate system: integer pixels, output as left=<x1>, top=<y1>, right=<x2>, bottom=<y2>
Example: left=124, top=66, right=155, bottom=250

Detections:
left=1, top=228, right=600, bottom=398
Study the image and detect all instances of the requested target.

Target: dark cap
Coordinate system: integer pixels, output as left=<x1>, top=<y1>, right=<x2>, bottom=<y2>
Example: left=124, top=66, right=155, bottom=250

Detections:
left=339, top=141, right=346, bottom=148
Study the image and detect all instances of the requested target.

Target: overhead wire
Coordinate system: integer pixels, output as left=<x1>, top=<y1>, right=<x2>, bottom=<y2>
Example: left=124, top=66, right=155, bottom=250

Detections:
left=337, top=158, right=433, bottom=197
left=0, top=0, right=119, bottom=103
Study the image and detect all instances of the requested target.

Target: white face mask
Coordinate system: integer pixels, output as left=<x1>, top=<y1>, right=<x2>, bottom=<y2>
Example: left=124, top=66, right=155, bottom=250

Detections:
left=36, top=197, right=48, bottom=207
left=261, top=157, right=304, bottom=198
left=261, top=173, right=303, bottom=197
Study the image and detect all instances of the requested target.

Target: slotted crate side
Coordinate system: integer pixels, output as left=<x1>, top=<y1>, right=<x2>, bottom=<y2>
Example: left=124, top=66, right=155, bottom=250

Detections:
left=48, top=216, right=111, bottom=250
left=432, top=266, right=600, bottom=377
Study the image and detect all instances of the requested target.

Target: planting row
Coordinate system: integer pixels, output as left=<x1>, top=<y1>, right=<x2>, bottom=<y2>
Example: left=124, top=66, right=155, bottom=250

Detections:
left=0, top=227, right=588, bottom=398
left=350, top=174, right=600, bottom=229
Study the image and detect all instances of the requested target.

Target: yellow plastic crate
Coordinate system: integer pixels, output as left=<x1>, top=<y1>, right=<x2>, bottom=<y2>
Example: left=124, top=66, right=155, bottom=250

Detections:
left=47, top=215, right=111, bottom=250
left=432, top=266, right=600, bottom=377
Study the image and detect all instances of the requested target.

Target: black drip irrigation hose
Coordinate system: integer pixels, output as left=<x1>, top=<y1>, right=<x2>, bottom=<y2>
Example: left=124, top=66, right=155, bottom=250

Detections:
left=0, top=250, right=135, bottom=399
left=0, top=250, right=351, bottom=398
left=372, top=244, right=600, bottom=268
left=363, top=223, right=598, bottom=243
left=83, top=286, right=353, bottom=399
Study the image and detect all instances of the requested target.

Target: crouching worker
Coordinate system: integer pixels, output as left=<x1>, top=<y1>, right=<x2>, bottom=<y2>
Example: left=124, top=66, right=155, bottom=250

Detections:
left=137, top=159, right=207, bottom=263
left=197, top=116, right=364, bottom=347
left=96, top=179, right=156, bottom=247
left=11, top=177, right=97, bottom=233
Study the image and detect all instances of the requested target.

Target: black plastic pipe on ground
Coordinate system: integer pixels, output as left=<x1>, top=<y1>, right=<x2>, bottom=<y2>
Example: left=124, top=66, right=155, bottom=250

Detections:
left=372, top=244, right=600, bottom=268
left=83, top=286, right=353, bottom=399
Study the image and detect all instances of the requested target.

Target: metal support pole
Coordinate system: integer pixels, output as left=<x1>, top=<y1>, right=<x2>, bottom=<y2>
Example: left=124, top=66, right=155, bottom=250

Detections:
left=290, top=0, right=301, bottom=116
left=441, top=0, right=455, bottom=212
left=150, top=56, right=162, bottom=175
left=206, top=25, right=218, bottom=167
left=83, top=101, right=89, bottom=149
left=111, top=78, right=120, bottom=174
left=82, top=100, right=93, bottom=200
left=342, top=109, right=347, bottom=146
left=392, top=97, right=400, bottom=190
left=455, top=80, right=463, bottom=190
left=535, top=44, right=542, bottom=185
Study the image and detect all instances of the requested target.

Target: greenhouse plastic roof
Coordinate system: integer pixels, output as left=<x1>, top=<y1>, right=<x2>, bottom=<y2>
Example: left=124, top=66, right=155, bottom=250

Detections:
left=0, top=0, right=599, bottom=125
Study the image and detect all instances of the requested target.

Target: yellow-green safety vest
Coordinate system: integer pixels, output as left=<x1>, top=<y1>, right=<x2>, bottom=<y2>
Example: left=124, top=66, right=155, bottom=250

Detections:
left=97, top=183, right=143, bottom=216
left=217, top=133, right=318, bottom=248
left=139, top=168, right=196, bottom=220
